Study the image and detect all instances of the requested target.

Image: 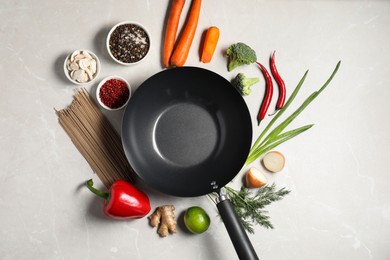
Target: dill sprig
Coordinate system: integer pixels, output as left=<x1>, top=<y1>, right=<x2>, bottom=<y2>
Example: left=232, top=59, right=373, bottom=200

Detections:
left=224, top=184, right=290, bottom=234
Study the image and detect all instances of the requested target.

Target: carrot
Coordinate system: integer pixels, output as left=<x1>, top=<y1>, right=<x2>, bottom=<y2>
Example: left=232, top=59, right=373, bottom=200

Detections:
left=170, top=0, right=202, bottom=67
left=163, top=0, right=186, bottom=68
left=200, top=26, right=220, bottom=63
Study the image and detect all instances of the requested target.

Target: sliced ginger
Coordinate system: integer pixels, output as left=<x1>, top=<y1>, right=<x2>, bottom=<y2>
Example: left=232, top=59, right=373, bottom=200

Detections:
left=148, top=205, right=177, bottom=237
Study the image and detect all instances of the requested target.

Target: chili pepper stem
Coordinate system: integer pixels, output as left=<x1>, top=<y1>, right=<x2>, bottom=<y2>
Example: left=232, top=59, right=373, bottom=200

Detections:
left=86, top=179, right=110, bottom=200
left=268, top=109, right=279, bottom=116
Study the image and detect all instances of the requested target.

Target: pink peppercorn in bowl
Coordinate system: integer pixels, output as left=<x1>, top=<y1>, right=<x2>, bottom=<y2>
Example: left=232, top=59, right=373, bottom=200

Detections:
left=96, top=76, right=132, bottom=111
left=106, top=21, right=151, bottom=66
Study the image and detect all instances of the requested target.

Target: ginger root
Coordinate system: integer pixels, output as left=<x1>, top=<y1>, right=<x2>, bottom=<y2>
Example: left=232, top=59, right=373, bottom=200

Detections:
left=148, top=205, right=177, bottom=237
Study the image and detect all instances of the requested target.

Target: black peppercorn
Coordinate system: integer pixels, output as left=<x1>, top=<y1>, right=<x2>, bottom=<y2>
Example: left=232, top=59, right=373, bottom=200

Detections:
left=109, top=23, right=150, bottom=63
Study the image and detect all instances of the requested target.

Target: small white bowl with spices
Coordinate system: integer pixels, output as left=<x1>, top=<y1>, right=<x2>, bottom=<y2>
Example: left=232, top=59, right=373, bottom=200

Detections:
left=96, top=76, right=132, bottom=111
left=106, top=21, right=151, bottom=66
left=64, top=49, right=101, bottom=85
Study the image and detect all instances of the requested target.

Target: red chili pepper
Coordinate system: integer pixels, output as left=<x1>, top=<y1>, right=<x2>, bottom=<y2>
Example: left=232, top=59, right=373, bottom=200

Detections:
left=86, top=179, right=151, bottom=219
left=256, top=61, right=273, bottom=125
left=270, top=51, right=286, bottom=110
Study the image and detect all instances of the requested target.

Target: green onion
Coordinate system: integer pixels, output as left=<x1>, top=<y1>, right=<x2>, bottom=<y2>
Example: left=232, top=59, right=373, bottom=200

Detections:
left=246, top=61, right=341, bottom=165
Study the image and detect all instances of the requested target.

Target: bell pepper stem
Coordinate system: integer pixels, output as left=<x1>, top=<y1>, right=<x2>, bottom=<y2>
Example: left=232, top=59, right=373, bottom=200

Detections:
left=85, top=179, right=109, bottom=200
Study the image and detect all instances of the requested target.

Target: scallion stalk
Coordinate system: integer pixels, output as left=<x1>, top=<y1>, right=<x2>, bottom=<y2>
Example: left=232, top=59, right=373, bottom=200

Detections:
left=246, top=61, right=341, bottom=165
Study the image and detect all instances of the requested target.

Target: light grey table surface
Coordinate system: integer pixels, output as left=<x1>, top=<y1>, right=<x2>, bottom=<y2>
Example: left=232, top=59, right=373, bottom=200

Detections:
left=1, top=0, right=389, bottom=259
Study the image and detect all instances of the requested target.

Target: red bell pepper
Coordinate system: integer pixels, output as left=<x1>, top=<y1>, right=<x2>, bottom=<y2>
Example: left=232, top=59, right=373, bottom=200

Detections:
left=86, top=179, right=151, bottom=219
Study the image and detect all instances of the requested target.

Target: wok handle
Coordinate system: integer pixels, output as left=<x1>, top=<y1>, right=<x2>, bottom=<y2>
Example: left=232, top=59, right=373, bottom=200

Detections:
left=217, top=198, right=259, bottom=260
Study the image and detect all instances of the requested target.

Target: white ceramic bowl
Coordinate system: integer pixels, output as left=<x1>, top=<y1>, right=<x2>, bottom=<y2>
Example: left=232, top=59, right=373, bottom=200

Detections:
left=63, top=49, right=101, bottom=85
left=106, top=21, right=151, bottom=66
left=96, top=75, right=132, bottom=111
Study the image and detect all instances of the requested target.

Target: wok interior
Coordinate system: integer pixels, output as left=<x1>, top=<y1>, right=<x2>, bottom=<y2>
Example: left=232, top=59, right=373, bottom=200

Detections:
left=122, top=67, right=252, bottom=197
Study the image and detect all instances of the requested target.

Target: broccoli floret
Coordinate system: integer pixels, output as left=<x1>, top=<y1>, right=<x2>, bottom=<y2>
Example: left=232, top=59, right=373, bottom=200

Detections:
left=226, top=42, right=257, bottom=71
left=232, top=73, right=260, bottom=96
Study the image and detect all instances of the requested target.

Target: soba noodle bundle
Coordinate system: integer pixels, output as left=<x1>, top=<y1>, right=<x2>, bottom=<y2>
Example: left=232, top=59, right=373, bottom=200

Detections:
left=55, top=88, right=134, bottom=187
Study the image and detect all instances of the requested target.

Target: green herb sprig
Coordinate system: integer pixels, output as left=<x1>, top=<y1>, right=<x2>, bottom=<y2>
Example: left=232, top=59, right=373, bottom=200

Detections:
left=246, top=61, right=341, bottom=165
left=224, top=184, right=290, bottom=234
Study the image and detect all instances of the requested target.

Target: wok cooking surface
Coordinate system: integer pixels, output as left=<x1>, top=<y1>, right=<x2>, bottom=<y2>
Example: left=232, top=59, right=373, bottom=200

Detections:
left=122, top=67, right=252, bottom=197
left=153, top=101, right=219, bottom=167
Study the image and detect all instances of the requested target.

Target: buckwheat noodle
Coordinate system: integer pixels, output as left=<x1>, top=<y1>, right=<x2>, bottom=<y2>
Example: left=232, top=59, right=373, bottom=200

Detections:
left=55, top=88, right=134, bottom=187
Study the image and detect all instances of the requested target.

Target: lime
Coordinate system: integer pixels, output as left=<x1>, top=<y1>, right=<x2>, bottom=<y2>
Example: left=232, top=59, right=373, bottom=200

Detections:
left=184, top=206, right=210, bottom=234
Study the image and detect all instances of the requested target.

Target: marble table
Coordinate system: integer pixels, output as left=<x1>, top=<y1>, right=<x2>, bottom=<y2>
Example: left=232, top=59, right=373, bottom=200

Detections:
left=1, top=0, right=389, bottom=259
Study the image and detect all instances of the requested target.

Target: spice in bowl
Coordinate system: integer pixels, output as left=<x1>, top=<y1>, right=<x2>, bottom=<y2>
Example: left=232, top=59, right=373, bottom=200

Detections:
left=97, top=76, right=131, bottom=110
left=107, top=22, right=150, bottom=65
left=64, top=50, right=100, bottom=84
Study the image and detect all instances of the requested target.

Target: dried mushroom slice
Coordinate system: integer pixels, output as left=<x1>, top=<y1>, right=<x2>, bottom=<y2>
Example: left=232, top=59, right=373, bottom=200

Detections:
left=78, top=72, right=89, bottom=83
left=69, top=62, right=79, bottom=71
left=72, top=69, right=85, bottom=82
left=70, top=50, right=81, bottom=61
left=90, top=59, right=97, bottom=73
left=66, top=50, right=98, bottom=83
left=79, top=58, right=92, bottom=70
left=82, top=51, right=92, bottom=59
left=85, top=68, right=94, bottom=80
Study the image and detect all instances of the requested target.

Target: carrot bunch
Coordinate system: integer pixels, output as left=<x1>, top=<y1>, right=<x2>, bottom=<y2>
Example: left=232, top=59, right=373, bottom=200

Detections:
left=163, top=0, right=202, bottom=68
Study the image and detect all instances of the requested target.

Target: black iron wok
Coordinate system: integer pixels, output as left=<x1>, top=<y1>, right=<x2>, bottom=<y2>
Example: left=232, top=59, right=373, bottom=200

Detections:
left=122, top=67, right=258, bottom=260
